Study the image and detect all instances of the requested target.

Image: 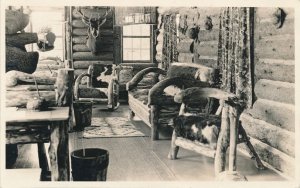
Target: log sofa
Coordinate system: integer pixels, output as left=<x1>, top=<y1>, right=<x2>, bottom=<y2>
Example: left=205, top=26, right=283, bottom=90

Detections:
left=126, top=62, right=218, bottom=140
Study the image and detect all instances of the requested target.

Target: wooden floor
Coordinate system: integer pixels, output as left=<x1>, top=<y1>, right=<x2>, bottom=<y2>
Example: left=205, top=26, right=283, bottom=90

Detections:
left=6, top=104, right=286, bottom=181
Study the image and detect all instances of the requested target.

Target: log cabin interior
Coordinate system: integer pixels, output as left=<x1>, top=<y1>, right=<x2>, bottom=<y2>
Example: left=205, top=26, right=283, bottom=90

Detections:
left=3, top=5, right=297, bottom=185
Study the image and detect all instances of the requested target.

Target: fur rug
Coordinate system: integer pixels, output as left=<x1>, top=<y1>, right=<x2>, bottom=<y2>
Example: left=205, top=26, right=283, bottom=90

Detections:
left=83, top=117, right=146, bottom=138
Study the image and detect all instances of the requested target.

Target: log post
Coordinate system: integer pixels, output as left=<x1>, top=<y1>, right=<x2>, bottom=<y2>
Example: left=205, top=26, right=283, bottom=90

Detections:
left=55, top=68, right=74, bottom=107
left=228, top=106, right=239, bottom=171
left=150, top=105, right=159, bottom=140
left=239, top=124, right=265, bottom=170
left=214, top=104, right=230, bottom=175
left=49, top=68, right=74, bottom=181
left=48, top=120, right=70, bottom=181
left=168, top=130, right=179, bottom=159
left=178, top=103, right=186, bottom=115
left=38, top=143, right=51, bottom=181
left=64, top=60, right=73, bottom=69
left=65, top=6, right=73, bottom=61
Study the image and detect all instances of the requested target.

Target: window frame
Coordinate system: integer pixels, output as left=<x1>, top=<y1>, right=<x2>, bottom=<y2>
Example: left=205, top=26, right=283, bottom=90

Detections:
left=121, top=24, right=156, bottom=64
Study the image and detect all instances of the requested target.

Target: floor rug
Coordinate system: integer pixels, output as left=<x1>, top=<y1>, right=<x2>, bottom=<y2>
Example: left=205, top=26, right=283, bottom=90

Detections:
left=83, top=117, right=146, bottom=138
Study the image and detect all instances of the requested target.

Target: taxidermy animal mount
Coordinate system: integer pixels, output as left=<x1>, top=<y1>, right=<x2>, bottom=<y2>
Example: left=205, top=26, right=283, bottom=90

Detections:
left=76, top=7, right=111, bottom=55
left=272, top=8, right=287, bottom=29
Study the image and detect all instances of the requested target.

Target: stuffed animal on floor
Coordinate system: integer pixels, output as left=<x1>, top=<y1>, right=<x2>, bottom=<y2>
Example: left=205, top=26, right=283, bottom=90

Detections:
left=171, top=115, right=220, bottom=149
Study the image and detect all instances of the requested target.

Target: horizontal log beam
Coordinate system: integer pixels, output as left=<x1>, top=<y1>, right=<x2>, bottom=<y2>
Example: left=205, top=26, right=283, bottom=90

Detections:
left=194, top=40, right=218, bottom=57
left=255, top=59, right=294, bottom=83
left=194, top=56, right=218, bottom=68
left=6, top=85, right=55, bottom=91
left=198, top=29, right=219, bottom=41
left=6, top=131, right=50, bottom=144
left=73, top=52, right=113, bottom=61
left=177, top=39, right=194, bottom=53
left=36, top=64, right=65, bottom=71
left=248, top=99, right=294, bottom=131
left=256, top=19, right=294, bottom=38
left=255, top=34, right=294, bottom=60
left=72, top=36, right=113, bottom=44
left=73, top=60, right=113, bottom=69
left=72, top=19, right=113, bottom=29
left=175, top=137, right=215, bottom=158
left=6, top=70, right=57, bottom=87
left=177, top=53, right=194, bottom=62
left=73, top=44, right=113, bottom=52
left=74, top=69, right=88, bottom=77
left=6, top=91, right=56, bottom=107
left=256, top=7, right=294, bottom=20
left=240, top=113, right=294, bottom=157
left=238, top=136, right=295, bottom=178
left=72, top=28, right=113, bottom=36
left=255, top=79, right=294, bottom=104
left=38, top=59, right=61, bottom=65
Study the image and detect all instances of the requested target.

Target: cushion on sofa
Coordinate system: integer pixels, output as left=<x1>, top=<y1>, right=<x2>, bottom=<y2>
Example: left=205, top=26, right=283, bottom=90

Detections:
left=167, top=63, right=216, bottom=84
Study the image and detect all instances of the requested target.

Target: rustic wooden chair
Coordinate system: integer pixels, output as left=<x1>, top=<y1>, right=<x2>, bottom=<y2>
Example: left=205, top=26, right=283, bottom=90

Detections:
left=74, top=64, right=120, bottom=110
left=126, top=63, right=217, bottom=140
left=169, top=87, right=265, bottom=175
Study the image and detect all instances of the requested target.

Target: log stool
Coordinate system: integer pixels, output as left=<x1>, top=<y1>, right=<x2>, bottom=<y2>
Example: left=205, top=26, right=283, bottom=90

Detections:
left=168, top=87, right=265, bottom=180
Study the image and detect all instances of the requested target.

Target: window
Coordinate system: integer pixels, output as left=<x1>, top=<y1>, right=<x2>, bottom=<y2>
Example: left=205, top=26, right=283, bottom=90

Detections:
left=122, top=24, right=154, bottom=62
left=26, top=7, right=64, bottom=60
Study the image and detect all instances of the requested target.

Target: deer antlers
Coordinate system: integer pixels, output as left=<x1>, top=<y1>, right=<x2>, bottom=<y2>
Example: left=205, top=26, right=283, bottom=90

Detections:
left=76, top=7, right=111, bottom=38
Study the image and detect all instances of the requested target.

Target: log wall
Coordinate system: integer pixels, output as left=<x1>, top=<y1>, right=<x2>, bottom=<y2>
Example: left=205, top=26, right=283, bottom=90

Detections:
left=158, top=7, right=295, bottom=179
left=156, top=7, right=221, bottom=68
left=239, top=7, right=295, bottom=179
left=68, top=6, right=114, bottom=78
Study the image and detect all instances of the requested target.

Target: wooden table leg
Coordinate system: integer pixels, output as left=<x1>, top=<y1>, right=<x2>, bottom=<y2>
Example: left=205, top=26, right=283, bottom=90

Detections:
left=229, top=106, right=238, bottom=171
left=48, top=121, right=70, bottom=181
left=37, top=143, right=50, bottom=181
left=168, top=130, right=179, bottom=160
left=214, top=105, right=230, bottom=175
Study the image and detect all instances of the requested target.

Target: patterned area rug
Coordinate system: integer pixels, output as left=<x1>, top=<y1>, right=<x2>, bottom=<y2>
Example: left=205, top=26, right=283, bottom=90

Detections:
left=83, top=117, right=146, bottom=138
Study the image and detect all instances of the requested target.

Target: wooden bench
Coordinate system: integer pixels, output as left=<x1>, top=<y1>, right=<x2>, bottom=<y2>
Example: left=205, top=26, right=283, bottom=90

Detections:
left=169, top=87, right=265, bottom=177
left=126, top=62, right=217, bottom=140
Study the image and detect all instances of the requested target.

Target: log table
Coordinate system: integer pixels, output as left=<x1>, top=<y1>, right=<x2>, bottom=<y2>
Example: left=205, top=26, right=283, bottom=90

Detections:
left=6, top=107, right=70, bottom=181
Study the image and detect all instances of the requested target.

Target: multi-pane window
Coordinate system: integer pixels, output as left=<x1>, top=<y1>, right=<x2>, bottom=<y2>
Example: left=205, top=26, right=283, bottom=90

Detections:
left=26, top=8, right=64, bottom=60
left=122, top=24, right=151, bottom=62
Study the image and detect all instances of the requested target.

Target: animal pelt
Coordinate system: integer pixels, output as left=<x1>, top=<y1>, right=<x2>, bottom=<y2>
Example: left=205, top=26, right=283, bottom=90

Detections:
left=96, top=66, right=113, bottom=84
left=171, top=115, right=220, bottom=149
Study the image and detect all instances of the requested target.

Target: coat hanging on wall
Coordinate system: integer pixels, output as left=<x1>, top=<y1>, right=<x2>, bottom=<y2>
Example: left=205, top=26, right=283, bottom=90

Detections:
left=217, top=7, right=254, bottom=109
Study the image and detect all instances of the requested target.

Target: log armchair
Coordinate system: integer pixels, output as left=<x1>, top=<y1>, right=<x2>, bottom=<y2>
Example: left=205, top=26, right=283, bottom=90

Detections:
left=169, top=87, right=265, bottom=176
left=74, top=64, right=120, bottom=110
left=126, top=62, right=218, bottom=140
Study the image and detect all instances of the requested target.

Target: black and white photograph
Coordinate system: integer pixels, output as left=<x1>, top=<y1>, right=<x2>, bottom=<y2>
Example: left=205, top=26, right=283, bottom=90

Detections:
left=1, top=1, right=299, bottom=187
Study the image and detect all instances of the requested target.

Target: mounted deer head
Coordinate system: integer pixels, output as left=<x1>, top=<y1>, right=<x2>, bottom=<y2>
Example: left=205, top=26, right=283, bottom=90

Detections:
left=76, top=7, right=111, bottom=55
